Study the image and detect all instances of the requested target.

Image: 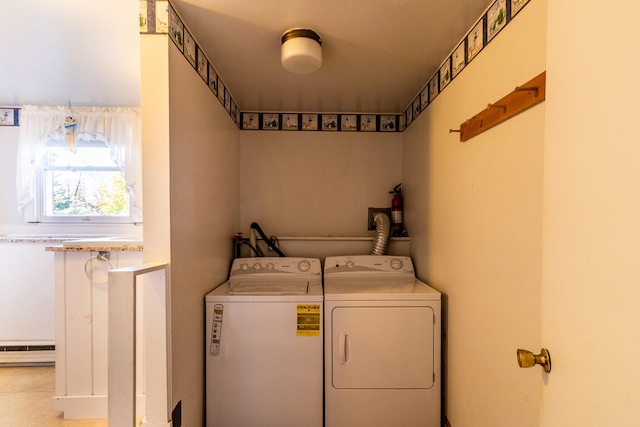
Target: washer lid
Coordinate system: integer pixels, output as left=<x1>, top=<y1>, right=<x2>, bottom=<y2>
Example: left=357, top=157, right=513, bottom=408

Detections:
left=227, top=280, right=309, bottom=295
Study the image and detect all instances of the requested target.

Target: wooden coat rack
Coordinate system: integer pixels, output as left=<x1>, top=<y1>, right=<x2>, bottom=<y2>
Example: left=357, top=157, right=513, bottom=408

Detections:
left=450, top=71, right=546, bottom=142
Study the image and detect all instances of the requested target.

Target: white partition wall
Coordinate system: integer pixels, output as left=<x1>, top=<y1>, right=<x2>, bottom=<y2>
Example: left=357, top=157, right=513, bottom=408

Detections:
left=108, top=264, right=171, bottom=427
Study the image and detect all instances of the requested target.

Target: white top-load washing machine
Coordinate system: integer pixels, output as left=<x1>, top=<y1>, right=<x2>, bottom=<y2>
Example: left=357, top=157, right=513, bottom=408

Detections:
left=205, top=257, right=323, bottom=427
left=323, top=255, right=441, bottom=427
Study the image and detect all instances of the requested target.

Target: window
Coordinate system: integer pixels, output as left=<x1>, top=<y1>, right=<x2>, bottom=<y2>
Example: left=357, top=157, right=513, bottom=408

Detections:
left=41, top=139, right=131, bottom=221
left=17, top=105, right=142, bottom=224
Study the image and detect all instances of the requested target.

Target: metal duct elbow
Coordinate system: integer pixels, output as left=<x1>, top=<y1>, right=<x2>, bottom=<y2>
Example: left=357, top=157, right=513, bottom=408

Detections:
left=370, top=212, right=391, bottom=255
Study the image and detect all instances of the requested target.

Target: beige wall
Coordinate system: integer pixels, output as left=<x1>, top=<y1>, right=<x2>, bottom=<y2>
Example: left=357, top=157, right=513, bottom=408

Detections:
left=141, top=35, right=171, bottom=264
left=142, top=37, right=241, bottom=426
left=542, top=0, right=640, bottom=425
left=168, top=42, right=241, bottom=427
left=239, top=130, right=402, bottom=237
left=403, top=1, right=547, bottom=425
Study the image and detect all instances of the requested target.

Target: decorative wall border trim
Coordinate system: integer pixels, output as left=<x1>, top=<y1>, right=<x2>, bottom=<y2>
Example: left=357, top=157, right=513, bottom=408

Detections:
left=140, top=1, right=242, bottom=128
left=400, top=0, right=530, bottom=131
left=139, top=0, right=531, bottom=132
left=0, top=108, right=20, bottom=126
left=139, top=0, right=169, bottom=35
left=240, top=112, right=398, bottom=132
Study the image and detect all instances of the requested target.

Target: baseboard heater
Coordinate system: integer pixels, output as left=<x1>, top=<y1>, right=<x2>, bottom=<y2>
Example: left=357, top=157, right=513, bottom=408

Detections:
left=0, top=344, right=55, bottom=365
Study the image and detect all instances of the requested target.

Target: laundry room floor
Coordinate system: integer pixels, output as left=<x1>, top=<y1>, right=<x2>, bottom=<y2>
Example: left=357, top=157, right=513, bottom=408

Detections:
left=0, top=365, right=141, bottom=426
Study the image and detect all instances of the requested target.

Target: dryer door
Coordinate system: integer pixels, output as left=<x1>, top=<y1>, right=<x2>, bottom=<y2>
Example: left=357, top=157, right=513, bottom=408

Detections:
left=331, top=306, right=434, bottom=389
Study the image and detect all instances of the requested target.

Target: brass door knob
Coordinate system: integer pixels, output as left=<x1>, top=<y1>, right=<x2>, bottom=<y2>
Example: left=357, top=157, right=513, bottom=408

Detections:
left=517, top=348, right=551, bottom=373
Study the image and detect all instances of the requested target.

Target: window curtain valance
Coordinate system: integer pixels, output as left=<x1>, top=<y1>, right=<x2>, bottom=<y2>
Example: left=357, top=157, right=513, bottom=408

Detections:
left=16, top=105, right=142, bottom=218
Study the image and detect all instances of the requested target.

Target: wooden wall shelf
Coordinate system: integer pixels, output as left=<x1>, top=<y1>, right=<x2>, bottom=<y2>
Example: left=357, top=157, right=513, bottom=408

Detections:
left=450, top=71, right=546, bottom=142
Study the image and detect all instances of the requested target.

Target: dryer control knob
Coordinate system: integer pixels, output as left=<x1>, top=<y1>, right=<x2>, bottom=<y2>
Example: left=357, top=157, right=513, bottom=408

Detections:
left=266, top=263, right=275, bottom=270
left=240, top=263, right=249, bottom=271
left=253, top=263, right=262, bottom=270
left=390, top=258, right=403, bottom=270
left=346, top=260, right=355, bottom=269
left=298, top=260, right=311, bottom=272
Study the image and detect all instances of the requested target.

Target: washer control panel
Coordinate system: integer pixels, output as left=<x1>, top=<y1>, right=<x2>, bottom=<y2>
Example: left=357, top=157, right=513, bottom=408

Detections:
left=231, top=257, right=321, bottom=277
left=324, top=255, right=415, bottom=275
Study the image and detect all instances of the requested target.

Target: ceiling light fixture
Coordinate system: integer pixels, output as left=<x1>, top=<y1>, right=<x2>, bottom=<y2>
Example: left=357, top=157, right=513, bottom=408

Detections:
left=281, top=28, right=322, bottom=74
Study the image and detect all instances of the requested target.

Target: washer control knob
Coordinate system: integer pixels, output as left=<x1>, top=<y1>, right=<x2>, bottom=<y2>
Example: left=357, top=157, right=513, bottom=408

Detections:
left=346, top=260, right=355, bottom=269
left=266, top=263, right=275, bottom=270
left=298, top=260, right=311, bottom=272
left=253, top=263, right=262, bottom=270
left=240, top=263, right=249, bottom=271
left=390, top=258, right=403, bottom=270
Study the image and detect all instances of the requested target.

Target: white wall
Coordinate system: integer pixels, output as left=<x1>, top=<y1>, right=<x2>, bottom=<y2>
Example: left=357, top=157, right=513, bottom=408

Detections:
left=0, top=242, right=55, bottom=343
left=403, top=1, right=547, bottom=425
left=0, top=126, right=23, bottom=233
left=542, top=0, right=640, bottom=425
left=240, top=130, right=402, bottom=237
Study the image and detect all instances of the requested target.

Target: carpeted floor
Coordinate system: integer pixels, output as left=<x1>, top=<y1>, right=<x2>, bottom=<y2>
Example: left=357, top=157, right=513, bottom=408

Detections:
left=0, top=365, right=108, bottom=427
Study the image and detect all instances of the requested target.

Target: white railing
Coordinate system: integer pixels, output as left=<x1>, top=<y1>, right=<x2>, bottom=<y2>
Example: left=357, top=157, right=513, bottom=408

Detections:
left=108, top=262, right=171, bottom=427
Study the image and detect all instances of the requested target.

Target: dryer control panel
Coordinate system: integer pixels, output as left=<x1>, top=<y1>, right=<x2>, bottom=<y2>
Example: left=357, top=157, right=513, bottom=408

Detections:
left=324, top=255, right=415, bottom=275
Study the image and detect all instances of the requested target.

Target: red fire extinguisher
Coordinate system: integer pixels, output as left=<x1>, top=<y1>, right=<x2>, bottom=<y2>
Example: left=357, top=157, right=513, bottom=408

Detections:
left=389, top=183, right=403, bottom=235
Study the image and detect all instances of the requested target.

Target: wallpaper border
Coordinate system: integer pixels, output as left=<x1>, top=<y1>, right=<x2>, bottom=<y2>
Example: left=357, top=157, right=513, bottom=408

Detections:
left=140, top=0, right=531, bottom=132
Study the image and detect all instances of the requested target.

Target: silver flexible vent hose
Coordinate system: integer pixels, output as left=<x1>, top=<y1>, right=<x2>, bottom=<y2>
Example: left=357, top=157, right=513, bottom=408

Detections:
left=371, top=212, right=391, bottom=255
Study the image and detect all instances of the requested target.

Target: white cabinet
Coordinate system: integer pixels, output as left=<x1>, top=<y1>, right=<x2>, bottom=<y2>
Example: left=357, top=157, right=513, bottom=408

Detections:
left=52, top=249, right=145, bottom=419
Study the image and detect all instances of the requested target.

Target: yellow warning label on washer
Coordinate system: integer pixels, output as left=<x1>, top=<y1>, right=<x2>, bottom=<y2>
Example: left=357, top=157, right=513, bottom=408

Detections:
left=297, top=304, right=320, bottom=336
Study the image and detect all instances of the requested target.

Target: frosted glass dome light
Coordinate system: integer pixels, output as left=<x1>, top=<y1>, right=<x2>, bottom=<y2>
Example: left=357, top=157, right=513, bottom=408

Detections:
left=281, top=28, right=322, bottom=74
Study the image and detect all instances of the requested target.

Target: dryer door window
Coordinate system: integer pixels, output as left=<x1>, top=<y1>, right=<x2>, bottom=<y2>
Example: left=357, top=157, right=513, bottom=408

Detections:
left=331, top=306, right=434, bottom=389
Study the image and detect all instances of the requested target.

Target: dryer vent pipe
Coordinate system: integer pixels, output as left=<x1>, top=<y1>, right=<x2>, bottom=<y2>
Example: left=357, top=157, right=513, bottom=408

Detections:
left=370, top=212, right=391, bottom=255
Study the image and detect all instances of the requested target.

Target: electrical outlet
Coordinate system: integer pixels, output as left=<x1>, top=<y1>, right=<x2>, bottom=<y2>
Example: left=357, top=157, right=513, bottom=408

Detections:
left=367, top=207, right=391, bottom=230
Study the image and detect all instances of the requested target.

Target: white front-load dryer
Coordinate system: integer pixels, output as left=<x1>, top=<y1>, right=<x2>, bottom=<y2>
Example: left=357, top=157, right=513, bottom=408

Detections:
left=323, top=255, right=441, bottom=427
left=205, top=257, right=323, bottom=427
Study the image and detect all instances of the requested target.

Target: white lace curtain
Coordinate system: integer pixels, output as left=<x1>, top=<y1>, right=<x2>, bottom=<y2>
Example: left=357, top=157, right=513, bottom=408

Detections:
left=16, top=105, right=142, bottom=218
